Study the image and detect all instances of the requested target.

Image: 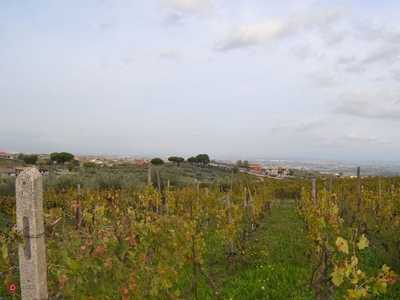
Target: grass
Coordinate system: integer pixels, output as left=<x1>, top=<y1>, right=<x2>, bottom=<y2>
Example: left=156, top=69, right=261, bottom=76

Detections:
left=221, top=203, right=313, bottom=300
left=168, top=201, right=400, bottom=299
left=167, top=202, right=315, bottom=299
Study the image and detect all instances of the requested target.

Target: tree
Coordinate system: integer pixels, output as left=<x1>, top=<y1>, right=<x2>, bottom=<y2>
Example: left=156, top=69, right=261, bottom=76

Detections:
left=50, top=152, right=59, bottom=162
left=195, top=154, right=210, bottom=165
left=168, top=156, right=185, bottom=167
left=150, top=158, right=164, bottom=165
left=187, top=157, right=198, bottom=164
left=236, top=160, right=243, bottom=167
left=23, top=154, right=38, bottom=165
left=67, top=162, right=75, bottom=172
left=83, top=162, right=97, bottom=168
left=50, top=152, right=74, bottom=164
left=232, top=166, right=239, bottom=173
left=243, top=160, right=249, bottom=169
left=37, top=158, right=47, bottom=167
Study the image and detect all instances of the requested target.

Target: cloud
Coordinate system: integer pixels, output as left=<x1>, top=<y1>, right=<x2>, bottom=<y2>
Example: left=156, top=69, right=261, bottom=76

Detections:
left=307, top=70, right=342, bottom=87
left=363, top=44, right=400, bottom=64
left=392, top=69, right=400, bottom=81
left=120, top=55, right=136, bottom=65
left=336, top=57, right=367, bottom=73
left=337, top=55, right=356, bottom=64
left=270, top=118, right=327, bottom=133
left=337, top=57, right=367, bottom=73
left=270, top=123, right=294, bottom=133
left=101, top=60, right=122, bottom=70
left=294, top=118, right=327, bottom=132
left=159, top=47, right=183, bottom=60
left=345, top=64, right=366, bottom=73
left=162, top=12, right=185, bottom=27
left=214, top=5, right=347, bottom=51
left=159, top=0, right=215, bottom=16
left=291, top=45, right=325, bottom=60
left=344, top=133, right=391, bottom=144
left=320, top=27, right=346, bottom=46
left=334, top=87, right=400, bottom=119
left=356, top=21, right=400, bottom=43
left=100, top=22, right=114, bottom=30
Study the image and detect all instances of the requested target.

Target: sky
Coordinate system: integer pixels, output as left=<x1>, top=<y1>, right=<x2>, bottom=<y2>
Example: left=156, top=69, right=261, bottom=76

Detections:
left=1, top=0, right=400, bottom=161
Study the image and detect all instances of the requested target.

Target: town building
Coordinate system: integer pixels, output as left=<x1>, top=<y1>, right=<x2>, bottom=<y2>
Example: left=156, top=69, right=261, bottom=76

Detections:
left=0, top=152, right=12, bottom=159
left=0, top=168, right=16, bottom=177
left=249, top=163, right=262, bottom=172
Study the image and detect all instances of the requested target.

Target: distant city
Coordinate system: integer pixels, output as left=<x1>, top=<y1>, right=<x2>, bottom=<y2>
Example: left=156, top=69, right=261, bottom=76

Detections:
left=1, top=151, right=400, bottom=176
left=219, top=158, right=400, bottom=176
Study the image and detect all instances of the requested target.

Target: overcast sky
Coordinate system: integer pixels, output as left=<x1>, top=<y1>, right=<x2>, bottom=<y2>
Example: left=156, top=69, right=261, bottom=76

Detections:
left=1, top=0, right=400, bottom=161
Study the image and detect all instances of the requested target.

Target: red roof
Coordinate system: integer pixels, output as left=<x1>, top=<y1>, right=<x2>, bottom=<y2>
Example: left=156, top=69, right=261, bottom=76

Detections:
left=0, top=168, right=16, bottom=174
left=0, top=151, right=8, bottom=156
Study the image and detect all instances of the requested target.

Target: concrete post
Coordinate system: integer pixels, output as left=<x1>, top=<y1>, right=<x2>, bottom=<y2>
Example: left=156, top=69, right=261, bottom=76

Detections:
left=16, top=168, right=48, bottom=300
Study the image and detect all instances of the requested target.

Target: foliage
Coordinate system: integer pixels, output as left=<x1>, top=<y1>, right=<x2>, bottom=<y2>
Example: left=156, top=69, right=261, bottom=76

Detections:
left=187, top=157, right=198, bottom=164
left=243, top=160, right=249, bottom=169
left=168, top=156, right=185, bottom=167
left=195, top=154, right=210, bottom=165
left=50, top=152, right=74, bottom=164
left=299, top=183, right=399, bottom=300
left=150, top=158, right=164, bottom=165
left=83, top=162, right=97, bottom=168
left=67, top=162, right=75, bottom=172
left=0, top=176, right=16, bottom=197
left=22, top=154, right=39, bottom=164
left=331, top=231, right=397, bottom=299
left=1, top=172, right=399, bottom=299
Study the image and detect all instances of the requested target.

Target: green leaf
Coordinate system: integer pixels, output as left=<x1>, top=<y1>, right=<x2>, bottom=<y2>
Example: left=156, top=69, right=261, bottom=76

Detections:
left=345, top=264, right=353, bottom=277
left=335, top=237, right=349, bottom=254
left=357, top=234, right=369, bottom=250
left=331, top=271, right=344, bottom=286
left=1, top=243, right=8, bottom=260
left=83, top=212, right=93, bottom=223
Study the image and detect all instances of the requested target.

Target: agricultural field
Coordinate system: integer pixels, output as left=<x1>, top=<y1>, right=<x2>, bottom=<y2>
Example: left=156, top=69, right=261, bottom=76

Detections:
left=1, top=165, right=399, bottom=299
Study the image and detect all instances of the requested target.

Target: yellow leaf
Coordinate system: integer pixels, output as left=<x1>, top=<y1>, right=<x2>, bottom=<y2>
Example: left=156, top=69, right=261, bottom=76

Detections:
left=357, top=234, right=369, bottom=250
left=335, top=237, right=349, bottom=254
left=1, top=243, right=8, bottom=260
left=331, top=271, right=344, bottom=286
left=347, top=289, right=362, bottom=299
left=381, top=264, right=390, bottom=273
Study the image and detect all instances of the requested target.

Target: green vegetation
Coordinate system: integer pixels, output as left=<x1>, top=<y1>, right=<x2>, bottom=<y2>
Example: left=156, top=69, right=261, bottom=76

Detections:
left=50, top=152, right=74, bottom=164
left=187, top=157, right=198, bottom=163
left=243, top=160, right=249, bottom=168
left=168, top=156, right=185, bottom=167
left=0, top=164, right=399, bottom=299
left=196, top=153, right=210, bottom=165
left=150, top=158, right=164, bottom=165
left=22, top=154, right=38, bottom=164
left=0, top=176, right=15, bottom=196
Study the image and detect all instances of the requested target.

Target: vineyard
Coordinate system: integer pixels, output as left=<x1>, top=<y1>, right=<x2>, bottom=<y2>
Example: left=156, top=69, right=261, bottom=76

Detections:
left=1, top=172, right=399, bottom=299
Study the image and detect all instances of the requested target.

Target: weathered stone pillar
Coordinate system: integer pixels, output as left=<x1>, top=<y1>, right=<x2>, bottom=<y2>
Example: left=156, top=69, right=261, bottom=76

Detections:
left=16, top=168, right=48, bottom=300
